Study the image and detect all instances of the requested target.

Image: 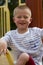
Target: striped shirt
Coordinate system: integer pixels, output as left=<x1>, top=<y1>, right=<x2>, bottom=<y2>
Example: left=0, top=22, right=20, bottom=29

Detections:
left=1, top=27, right=43, bottom=65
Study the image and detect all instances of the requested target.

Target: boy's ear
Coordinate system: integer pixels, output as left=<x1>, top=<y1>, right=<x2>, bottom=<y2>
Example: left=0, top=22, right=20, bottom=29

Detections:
left=30, top=18, right=32, bottom=22
left=13, top=17, right=15, bottom=21
left=13, top=17, right=16, bottom=23
left=29, top=18, right=32, bottom=24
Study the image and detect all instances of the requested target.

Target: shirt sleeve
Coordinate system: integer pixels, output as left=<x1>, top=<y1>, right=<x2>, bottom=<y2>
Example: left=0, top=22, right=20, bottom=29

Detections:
left=40, top=44, right=43, bottom=57
left=0, top=31, right=11, bottom=47
left=33, top=27, right=43, bottom=39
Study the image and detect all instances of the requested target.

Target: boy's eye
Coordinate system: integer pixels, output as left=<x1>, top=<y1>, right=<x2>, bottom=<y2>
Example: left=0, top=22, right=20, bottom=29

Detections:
left=24, top=16, right=28, bottom=19
left=17, top=16, right=22, bottom=18
left=17, top=16, right=29, bottom=19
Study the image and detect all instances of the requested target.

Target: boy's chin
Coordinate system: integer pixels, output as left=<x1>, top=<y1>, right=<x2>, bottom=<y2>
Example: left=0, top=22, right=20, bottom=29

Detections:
left=18, top=27, right=28, bottom=30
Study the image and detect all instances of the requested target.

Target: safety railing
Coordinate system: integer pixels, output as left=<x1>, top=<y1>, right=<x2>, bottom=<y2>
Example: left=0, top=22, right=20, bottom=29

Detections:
left=0, top=6, right=10, bottom=37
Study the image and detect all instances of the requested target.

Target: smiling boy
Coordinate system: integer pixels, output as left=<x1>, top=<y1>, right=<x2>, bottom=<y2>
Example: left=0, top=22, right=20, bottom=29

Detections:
left=0, top=5, right=43, bottom=65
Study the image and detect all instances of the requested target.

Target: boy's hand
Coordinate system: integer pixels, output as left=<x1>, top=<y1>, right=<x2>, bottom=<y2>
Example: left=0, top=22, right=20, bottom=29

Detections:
left=0, top=39, right=7, bottom=55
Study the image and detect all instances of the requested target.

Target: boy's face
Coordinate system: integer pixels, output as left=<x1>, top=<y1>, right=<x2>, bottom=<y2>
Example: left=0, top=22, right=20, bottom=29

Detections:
left=13, top=9, right=32, bottom=30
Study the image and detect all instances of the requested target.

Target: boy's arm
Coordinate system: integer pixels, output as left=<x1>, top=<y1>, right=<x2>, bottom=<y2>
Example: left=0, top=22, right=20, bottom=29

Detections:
left=0, top=39, right=7, bottom=54
left=40, top=28, right=43, bottom=39
left=0, top=31, right=11, bottom=54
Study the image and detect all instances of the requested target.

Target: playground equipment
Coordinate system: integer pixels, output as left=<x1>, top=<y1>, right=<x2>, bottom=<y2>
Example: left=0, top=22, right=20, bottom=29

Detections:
left=0, top=0, right=10, bottom=37
left=0, top=49, right=14, bottom=65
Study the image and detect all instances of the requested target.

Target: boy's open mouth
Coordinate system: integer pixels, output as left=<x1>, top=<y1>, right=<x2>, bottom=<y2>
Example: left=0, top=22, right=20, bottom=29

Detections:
left=19, top=23, right=26, bottom=25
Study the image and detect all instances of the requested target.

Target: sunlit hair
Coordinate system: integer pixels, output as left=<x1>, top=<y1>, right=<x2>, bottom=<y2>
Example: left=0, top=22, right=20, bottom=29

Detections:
left=13, top=5, right=32, bottom=17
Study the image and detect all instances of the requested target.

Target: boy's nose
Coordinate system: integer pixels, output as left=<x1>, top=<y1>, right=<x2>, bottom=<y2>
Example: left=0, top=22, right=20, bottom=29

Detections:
left=21, top=16, right=25, bottom=20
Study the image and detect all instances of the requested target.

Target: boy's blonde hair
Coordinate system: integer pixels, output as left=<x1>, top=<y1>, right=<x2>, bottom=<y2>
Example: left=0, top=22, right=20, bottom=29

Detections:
left=13, top=5, right=32, bottom=17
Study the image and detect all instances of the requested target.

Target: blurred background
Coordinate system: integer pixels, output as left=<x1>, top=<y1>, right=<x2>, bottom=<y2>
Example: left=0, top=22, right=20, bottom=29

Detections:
left=0, top=0, right=43, bottom=37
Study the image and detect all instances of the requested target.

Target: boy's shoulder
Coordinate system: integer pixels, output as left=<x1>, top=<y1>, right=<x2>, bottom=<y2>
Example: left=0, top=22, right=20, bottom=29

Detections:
left=30, top=27, right=40, bottom=29
left=30, top=27, right=41, bottom=31
left=5, top=29, right=17, bottom=35
left=29, top=27, right=41, bottom=33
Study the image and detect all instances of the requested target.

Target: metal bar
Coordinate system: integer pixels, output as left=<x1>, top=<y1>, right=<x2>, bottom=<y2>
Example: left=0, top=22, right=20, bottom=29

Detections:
left=4, top=8, right=6, bottom=35
left=19, top=0, right=26, bottom=6
left=1, top=8, right=3, bottom=36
